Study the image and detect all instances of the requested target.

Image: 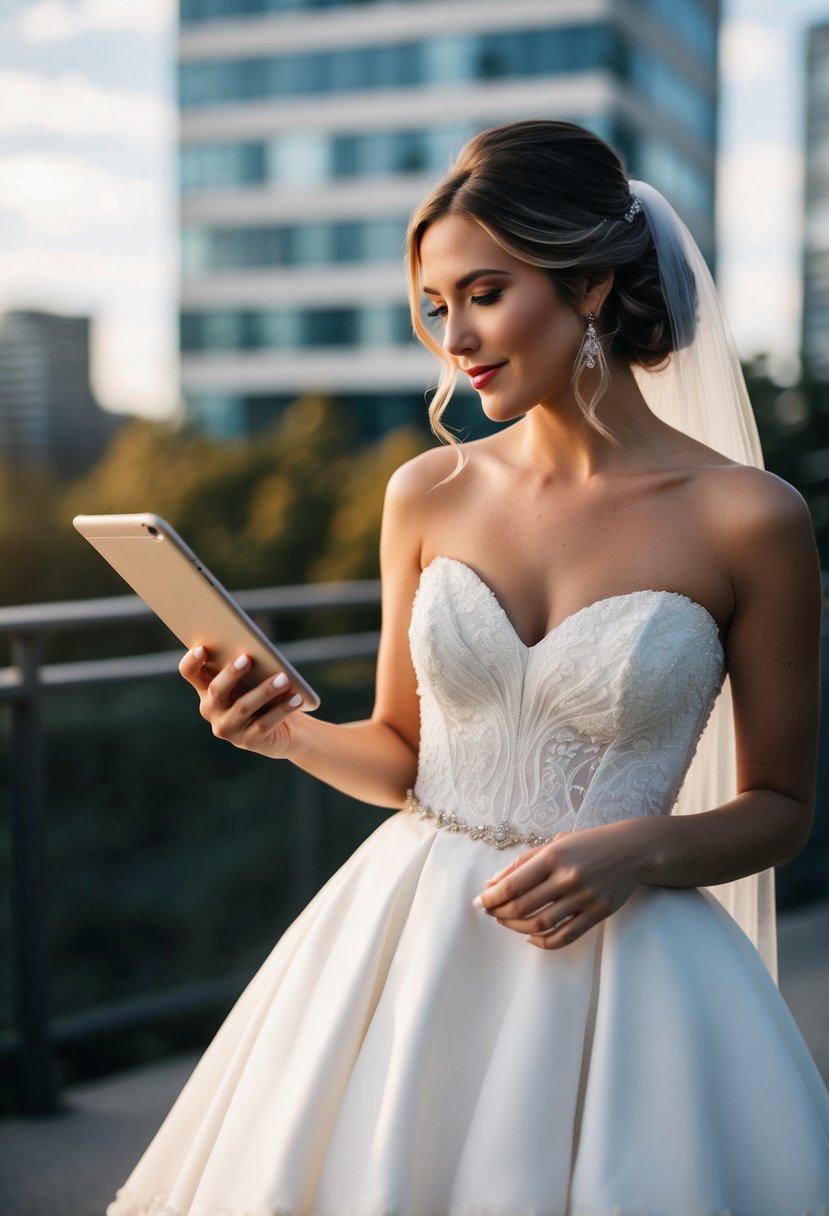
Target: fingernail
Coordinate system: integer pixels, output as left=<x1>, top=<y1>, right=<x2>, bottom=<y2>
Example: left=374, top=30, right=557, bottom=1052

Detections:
left=472, top=895, right=484, bottom=908
left=272, top=673, right=289, bottom=689
left=288, top=693, right=303, bottom=708
left=233, top=655, right=249, bottom=671
left=192, top=646, right=204, bottom=660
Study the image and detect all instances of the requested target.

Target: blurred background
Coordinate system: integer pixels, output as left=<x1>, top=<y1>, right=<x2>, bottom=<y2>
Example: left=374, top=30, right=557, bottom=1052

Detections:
left=1, top=0, right=829, bottom=1194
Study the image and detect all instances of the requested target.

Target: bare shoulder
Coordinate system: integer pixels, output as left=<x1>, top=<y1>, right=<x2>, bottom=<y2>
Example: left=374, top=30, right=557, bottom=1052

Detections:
left=384, top=442, right=463, bottom=504
left=699, top=463, right=814, bottom=547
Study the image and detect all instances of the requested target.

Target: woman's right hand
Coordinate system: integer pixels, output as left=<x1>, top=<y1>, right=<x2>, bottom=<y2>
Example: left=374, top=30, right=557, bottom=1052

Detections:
left=178, top=647, right=307, bottom=760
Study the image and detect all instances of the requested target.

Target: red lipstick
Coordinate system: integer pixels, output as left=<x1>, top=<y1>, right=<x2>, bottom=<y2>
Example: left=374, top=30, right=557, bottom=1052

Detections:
left=464, top=362, right=507, bottom=390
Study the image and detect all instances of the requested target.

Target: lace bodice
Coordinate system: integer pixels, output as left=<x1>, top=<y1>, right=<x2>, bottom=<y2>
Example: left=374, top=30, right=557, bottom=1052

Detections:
left=409, top=556, right=726, bottom=841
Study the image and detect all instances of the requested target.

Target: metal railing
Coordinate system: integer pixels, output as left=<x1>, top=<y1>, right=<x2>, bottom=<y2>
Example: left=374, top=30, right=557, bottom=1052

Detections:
left=3, top=584, right=829, bottom=1116
left=0, top=579, right=381, bottom=1114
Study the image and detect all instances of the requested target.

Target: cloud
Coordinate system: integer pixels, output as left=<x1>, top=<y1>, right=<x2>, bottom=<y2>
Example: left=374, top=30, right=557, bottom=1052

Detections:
left=719, top=20, right=778, bottom=86
left=0, top=71, right=172, bottom=143
left=20, top=0, right=174, bottom=44
left=0, top=151, right=159, bottom=234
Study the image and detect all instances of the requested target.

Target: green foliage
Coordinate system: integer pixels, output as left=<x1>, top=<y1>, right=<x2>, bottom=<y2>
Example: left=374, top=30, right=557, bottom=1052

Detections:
left=0, top=396, right=429, bottom=607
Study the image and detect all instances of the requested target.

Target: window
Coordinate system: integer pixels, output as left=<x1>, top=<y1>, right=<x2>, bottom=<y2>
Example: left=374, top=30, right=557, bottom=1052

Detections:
left=179, top=25, right=613, bottom=107
left=180, top=304, right=415, bottom=351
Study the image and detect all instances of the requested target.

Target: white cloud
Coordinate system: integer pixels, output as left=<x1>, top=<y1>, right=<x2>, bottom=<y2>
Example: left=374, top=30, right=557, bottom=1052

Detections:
left=0, top=151, right=159, bottom=234
left=20, top=0, right=175, bottom=44
left=719, top=20, right=778, bottom=86
left=0, top=244, right=172, bottom=308
left=0, top=71, right=173, bottom=143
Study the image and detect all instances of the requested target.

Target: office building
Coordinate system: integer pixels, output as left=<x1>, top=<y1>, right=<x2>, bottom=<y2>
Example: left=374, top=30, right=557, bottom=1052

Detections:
left=803, top=20, right=829, bottom=384
left=0, top=310, right=117, bottom=476
left=177, top=0, right=720, bottom=438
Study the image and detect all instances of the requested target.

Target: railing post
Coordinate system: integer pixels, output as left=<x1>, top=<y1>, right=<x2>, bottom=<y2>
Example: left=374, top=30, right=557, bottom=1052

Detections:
left=8, top=633, right=56, bottom=1113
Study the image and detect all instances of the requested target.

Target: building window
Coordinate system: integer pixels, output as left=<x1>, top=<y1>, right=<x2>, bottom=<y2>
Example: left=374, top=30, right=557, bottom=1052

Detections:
left=181, top=216, right=410, bottom=274
left=623, top=47, right=715, bottom=145
left=182, top=0, right=425, bottom=22
left=178, top=25, right=616, bottom=108
left=180, top=124, right=475, bottom=194
left=181, top=304, right=415, bottom=351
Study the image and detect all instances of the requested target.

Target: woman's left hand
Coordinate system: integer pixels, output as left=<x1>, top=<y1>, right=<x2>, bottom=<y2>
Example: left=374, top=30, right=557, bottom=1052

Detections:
left=473, top=820, right=648, bottom=949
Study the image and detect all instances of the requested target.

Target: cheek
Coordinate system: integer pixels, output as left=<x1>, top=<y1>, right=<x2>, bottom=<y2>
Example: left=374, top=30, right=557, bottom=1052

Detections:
left=509, top=295, right=580, bottom=370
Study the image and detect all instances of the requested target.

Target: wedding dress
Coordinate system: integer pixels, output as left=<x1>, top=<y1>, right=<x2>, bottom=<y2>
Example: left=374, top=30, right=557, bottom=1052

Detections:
left=108, top=554, right=829, bottom=1216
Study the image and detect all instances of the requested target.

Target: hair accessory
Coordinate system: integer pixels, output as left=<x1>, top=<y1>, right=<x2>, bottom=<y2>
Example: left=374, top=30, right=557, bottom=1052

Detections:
left=623, top=194, right=643, bottom=223
left=582, top=312, right=600, bottom=369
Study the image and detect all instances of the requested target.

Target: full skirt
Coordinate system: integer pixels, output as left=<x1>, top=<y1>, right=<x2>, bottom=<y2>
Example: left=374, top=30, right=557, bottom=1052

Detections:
left=107, top=810, right=829, bottom=1216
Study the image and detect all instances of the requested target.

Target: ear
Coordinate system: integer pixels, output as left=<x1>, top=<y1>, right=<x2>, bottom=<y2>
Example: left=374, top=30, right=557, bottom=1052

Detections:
left=583, top=271, right=615, bottom=321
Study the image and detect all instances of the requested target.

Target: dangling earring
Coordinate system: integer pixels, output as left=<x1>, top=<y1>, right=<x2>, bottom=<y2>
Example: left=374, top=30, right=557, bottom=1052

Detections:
left=582, top=311, right=600, bottom=370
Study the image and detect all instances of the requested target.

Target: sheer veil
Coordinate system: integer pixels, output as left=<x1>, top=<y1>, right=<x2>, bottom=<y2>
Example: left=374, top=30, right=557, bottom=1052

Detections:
left=627, top=180, right=776, bottom=979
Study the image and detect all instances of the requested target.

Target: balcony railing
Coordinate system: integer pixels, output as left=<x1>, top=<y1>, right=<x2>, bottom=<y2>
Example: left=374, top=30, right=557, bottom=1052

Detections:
left=0, top=579, right=380, bottom=1115
left=2, top=582, right=829, bottom=1117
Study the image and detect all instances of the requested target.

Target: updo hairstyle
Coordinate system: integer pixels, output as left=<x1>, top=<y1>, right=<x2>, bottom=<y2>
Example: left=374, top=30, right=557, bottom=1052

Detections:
left=406, top=119, right=693, bottom=446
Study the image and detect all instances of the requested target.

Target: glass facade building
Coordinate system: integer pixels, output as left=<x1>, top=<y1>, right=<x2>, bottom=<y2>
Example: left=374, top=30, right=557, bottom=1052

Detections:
left=178, top=0, right=720, bottom=438
left=803, top=21, right=829, bottom=383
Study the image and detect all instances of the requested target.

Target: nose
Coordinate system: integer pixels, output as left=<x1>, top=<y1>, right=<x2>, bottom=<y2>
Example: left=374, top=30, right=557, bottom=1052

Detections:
left=443, top=310, right=478, bottom=359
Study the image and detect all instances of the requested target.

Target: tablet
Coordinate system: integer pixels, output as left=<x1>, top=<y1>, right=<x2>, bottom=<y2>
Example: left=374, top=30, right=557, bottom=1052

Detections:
left=72, top=512, right=320, bottom=711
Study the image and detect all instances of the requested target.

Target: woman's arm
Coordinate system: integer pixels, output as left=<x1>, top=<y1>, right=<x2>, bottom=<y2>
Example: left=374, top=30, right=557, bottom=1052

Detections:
left=477, top=470, right=822, bottom=947
left=178, top=453, right=439, bottom=809
left=633, top=470, right=821, bottom=884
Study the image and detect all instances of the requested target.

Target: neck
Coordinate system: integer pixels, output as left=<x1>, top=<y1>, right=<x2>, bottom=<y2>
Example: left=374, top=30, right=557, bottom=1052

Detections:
left=513, top=363, right=664, bottom=481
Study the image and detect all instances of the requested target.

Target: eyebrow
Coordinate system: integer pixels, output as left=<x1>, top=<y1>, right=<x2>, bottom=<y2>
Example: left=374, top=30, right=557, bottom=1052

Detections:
left=421, top=268, right=512, bottom=296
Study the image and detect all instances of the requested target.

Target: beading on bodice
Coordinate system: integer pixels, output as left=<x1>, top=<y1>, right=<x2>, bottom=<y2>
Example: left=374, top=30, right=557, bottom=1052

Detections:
left=408, top=556, right=725, bottom=843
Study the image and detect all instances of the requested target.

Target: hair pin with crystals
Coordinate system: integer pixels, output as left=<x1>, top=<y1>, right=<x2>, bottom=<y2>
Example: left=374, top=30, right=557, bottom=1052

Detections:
left=623, top=194, right=643, bottom=223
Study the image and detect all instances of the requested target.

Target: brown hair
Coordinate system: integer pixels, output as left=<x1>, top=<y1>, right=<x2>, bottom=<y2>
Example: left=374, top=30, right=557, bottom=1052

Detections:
left=406, top=119, right=686, bottom=448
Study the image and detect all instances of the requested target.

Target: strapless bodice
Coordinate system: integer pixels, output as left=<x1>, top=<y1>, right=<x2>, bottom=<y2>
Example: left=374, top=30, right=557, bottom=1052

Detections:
left=408, top=556, right=725, bottom=842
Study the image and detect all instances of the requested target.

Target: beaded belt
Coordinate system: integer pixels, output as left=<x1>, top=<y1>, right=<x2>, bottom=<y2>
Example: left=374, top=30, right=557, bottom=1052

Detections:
left=403, top=789, right=551, bottom=850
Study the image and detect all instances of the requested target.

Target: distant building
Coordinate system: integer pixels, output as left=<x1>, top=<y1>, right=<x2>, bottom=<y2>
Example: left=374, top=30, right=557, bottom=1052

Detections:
left=177, top=0, right=720, bottom=439
left=803, top=20, right=829, bottom=385
left=0, top=311, right=119, bottom=476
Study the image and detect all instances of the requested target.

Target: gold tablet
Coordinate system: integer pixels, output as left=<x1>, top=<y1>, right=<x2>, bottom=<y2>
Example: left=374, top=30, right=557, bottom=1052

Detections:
left=73, top=512, right=320, bottom=711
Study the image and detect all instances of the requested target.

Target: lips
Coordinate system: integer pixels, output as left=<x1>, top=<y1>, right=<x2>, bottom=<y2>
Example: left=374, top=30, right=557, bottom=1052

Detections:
left=463, top=362, right=507, bottom=390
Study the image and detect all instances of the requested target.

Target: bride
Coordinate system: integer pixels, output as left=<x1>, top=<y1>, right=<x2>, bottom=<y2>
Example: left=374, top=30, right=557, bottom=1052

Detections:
left=109, top=121, right=829, bottom=1216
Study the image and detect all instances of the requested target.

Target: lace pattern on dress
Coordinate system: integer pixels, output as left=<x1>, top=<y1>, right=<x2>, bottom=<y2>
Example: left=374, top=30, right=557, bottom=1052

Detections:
left=409, top=558, right=725, bottom=840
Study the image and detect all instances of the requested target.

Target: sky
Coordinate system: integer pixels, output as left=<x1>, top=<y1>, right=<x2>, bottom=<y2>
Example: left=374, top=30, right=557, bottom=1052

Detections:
left=0, top=0, right=827, bottom=418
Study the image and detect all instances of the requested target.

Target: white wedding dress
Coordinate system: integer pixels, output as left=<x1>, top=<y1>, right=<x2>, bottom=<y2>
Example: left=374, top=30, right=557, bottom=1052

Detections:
left=109, top=555, right=829, bottom=1216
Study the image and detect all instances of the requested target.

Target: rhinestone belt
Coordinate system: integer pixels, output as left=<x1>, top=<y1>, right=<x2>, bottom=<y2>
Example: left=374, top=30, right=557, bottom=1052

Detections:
left=403, top=789, right=551, bottom=850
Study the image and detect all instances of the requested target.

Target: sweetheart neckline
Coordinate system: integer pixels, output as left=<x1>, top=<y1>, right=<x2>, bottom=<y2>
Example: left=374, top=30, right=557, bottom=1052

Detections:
left=419, top=555, right=725, bottom=657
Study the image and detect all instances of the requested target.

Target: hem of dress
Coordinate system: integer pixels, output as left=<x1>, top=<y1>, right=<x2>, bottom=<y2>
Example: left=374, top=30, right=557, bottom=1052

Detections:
left=107, top=1193, right=829, bottom=1216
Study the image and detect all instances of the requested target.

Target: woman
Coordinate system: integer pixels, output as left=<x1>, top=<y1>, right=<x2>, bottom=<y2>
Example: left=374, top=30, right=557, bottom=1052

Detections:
left=109, top=121, right=829, bottom=1216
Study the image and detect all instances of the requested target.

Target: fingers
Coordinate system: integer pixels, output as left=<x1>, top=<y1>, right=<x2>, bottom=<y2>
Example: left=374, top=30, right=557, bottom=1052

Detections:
left=526, top=908, right=603, bottom=950
left=179, top=645, right=211, bottom=690
left=483, top=846, right=540, bottom=886
left=210, top=666, right=300, bottom=729
left=476, top=849, right=577, bottom=920
left=179, top=647, right=305, bottom=749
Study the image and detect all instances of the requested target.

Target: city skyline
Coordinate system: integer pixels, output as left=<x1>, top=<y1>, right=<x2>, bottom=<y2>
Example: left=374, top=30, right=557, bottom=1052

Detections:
left=0, top=0, right=826, bottom=419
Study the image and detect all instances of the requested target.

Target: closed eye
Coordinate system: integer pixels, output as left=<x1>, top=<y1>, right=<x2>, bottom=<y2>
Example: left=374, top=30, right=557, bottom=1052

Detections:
left=425, top=288, right=503, bottom=321
left=470, top=289, right=503, bottom=306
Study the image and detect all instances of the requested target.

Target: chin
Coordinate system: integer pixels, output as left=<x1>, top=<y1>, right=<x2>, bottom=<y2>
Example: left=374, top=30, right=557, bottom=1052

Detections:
left=479, top=395, right=533, bottom=424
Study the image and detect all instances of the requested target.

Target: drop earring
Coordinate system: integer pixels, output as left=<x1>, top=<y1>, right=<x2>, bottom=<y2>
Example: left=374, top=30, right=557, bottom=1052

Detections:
left=582, top=311, right=600, bottom=370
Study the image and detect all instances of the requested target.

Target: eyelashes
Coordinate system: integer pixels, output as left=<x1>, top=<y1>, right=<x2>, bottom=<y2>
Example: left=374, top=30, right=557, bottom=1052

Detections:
left=425, top=289, right=503, bottom=322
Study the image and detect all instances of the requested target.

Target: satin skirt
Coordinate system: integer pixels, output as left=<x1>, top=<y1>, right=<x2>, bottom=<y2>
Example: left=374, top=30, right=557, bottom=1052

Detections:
left=107, top=810, right=829, bottom=1216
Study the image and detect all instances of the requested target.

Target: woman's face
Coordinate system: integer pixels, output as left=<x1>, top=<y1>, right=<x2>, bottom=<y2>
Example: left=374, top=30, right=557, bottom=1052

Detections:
left=418, top=213, right=585, bottom=422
